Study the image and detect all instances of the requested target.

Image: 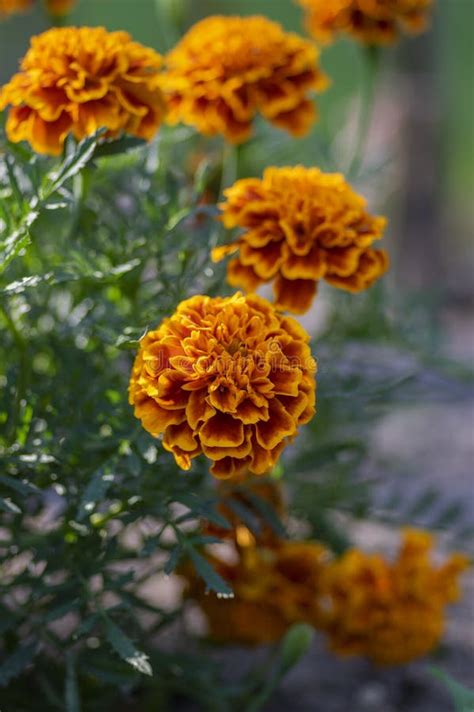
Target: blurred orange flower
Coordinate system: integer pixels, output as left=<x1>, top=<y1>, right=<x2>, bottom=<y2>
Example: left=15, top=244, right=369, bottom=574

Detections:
left=128, top=293, right=316, bottom=479
left=0, top=27, right=166, bottom=155
left=297, top=0, right=433, bottom=45
left=0, top=0, right=32, bottom=18
left=160, top=15, right=329, bottom=144
left=183, top=539, right=327, bottom=645
left=318, top=529, right=469, bottom=665
left=44, top=0, right=76, bottom=15
left=213, top=166, right=388, bottom=314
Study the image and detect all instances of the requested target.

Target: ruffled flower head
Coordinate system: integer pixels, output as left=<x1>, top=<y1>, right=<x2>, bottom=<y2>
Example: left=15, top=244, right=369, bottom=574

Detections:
left=318, top=529, right=469, bottom=665
left=160, top=15, right=329, bottom=143
left=128, top=293, right=316, bottom=479
left=213, top=166, right=388, bottom=314
left=0, top=26, right=166, bottom=155
left=182, top=538, right=327, bottom=645
left=297, top=0, right=433, bottom=45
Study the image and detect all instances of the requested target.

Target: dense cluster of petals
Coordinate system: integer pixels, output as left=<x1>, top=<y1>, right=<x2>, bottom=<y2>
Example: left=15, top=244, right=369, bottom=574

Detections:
left=159, top=15, right=329, bottom=143
left=296, top=0, right=433, bottom=45
left=0, top=26, right=166, bottom=155
left=0, top=0, right=32, bottom=18
left=213, top=166, right=388, bottom=314
left=128, top=293, right=316, bottom=479
left=183, top=537, right=326, bottom=644
left=318, top=529, right=469, bottom=665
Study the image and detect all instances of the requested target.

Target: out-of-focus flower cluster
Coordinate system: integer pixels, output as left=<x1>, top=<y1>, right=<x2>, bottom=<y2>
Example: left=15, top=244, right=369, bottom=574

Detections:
left=0, top=26, right=166, bottom=155
left=297, top=0, right=433, bottom=46
left=0, top=0, right=32, bottom=17
left=159, top=15, right=329, bottom=144
left=318, top=528, right=469, bottom=664
left=43, top=0, right=76, bottom=15
left=214, top=166, right=388, bottom=314
left=129, top=293, right=316, bottom=479
left=0, top=0, right=75, bottom=18
left=182, top=484, right=468, bottom=664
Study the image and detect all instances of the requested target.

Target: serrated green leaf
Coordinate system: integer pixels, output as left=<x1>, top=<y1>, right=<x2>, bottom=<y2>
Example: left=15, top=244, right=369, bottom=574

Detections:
left=0, top=474, right=40, bottom=496
left=93, top=136, right=146, bottom=158
left=188, top=547, right=233, bottom=596
left=246, top=491, right=287, bottom=538
left=225, top=498, right=261, bottom=535
left=0, top=497, right=21, bottom=514
left=44, top=129, right=105, bottom=196
left=176, top=494, right=231, bottom=531
left=164, top=545, right=182, bottom=576
left=73, top=613, right=100, bottom=640
left=1, top=274, right=46, bottom=296
left=44, top=599, right=80, bottom=623
left=0, top=211, right=37, bottom=274
left=104, top=617, right=152, bottom=677
left=76, top=468, right=114, bottom=521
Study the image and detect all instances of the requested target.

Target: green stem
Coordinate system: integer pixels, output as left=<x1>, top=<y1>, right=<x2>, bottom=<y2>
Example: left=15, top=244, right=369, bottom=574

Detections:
left=220, top=142, right=239, bottom=199
left=153, top=0, right=181, bottom=52
left=348, top=45, right=381, bottom=180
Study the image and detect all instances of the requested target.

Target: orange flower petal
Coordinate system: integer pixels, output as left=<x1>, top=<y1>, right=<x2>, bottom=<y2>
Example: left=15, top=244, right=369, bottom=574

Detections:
left=274, top=276, right=317, bottom=315
left=255, top=399, right=295, bottom=450
left=200, top=413, right=245, bottom=448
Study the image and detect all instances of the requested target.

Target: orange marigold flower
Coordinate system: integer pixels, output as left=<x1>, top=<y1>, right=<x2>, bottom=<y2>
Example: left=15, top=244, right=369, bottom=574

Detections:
left=296, top=0, right=433, bottom=46
left=0, top=0, right=32, bottom=18
left=0, top=27, right=166, bottom=155
left=213, top=166, right=388, bottom=315
left=318, top=529, right=469, bottom=665
left=44, top=0, right=76, bottom=15
left=128, top=293, right=316, bottom=479
left=182, top=539, right=327, bottom=645
left=160, top=15, right=329, bottom=144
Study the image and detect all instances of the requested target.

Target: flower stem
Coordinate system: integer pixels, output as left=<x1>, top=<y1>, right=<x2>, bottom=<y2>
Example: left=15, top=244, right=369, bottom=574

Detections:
left=220, top=143, right=239, bottom=199
left=348, top=45, right=381, bottom=180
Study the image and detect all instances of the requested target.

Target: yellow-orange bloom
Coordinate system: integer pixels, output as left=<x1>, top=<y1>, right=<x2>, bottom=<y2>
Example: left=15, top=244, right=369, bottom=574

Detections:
left=296, top=0, right=433, bottom=46
left=318, top=529, right=469, bottom=665
left=44, top=0, right=76, bottom=15
left=128, top=293, right=316, bottom=479
left=0, top=27, right=166, bottom=155
left=213, top=166, right=388, bottom=314
left=160, top=15, right=329, bottom=144
left=0, top=0, right=32, bottom=18
left=183, top=539, right=326, bottom=645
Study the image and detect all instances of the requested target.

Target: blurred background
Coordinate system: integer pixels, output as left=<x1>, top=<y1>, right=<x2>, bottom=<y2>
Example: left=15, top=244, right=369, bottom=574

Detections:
left=1, top=1, right=473, bottom=709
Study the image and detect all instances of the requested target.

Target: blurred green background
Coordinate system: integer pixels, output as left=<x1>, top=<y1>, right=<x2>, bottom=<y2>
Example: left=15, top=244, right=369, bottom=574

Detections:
left=1, top=0, right=473, bottom=333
